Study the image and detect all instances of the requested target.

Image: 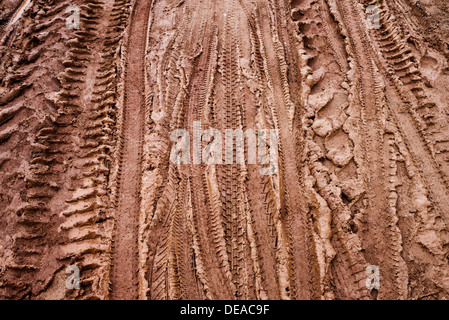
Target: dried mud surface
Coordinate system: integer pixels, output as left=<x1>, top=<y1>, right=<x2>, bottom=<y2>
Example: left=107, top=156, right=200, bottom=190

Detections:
left=0, top=0, right=449, bottom=300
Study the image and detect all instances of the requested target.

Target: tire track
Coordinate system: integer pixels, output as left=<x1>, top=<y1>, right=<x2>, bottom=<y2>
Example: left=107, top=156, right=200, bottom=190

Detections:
left=253, top=0, right=315, bottom=299
left=3, top=0, right=449, bottom=301
left=327, top=0, right=385, bottom=299
left=368, top=1, right=449, bottom=221
left=110, top=0, right=150, bottom=300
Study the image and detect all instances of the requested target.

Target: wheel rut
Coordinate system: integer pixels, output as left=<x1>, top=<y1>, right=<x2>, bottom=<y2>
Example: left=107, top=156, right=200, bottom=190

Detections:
left=110, top=0, right=150, bottom=300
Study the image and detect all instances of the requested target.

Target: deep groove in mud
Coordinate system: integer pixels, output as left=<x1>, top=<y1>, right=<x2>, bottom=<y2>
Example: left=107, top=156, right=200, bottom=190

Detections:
left=109, top=0, right=149, bottom=300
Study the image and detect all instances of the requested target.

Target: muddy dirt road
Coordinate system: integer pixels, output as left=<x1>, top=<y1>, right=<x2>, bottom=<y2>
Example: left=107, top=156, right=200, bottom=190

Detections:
left=0, top=0, right=449, bottom=300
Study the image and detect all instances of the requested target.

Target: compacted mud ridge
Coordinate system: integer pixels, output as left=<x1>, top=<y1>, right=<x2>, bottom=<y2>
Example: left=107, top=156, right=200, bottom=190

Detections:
left=0, top=0, right=449, bottom=300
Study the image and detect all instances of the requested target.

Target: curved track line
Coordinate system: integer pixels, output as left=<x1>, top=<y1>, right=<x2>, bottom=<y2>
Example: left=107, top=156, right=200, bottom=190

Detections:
left=7, top=0, right=32, bottom=27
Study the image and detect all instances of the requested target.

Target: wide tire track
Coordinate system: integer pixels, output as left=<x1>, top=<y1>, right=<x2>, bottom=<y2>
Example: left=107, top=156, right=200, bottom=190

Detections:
left=110, top=0, right=150, bottom=300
